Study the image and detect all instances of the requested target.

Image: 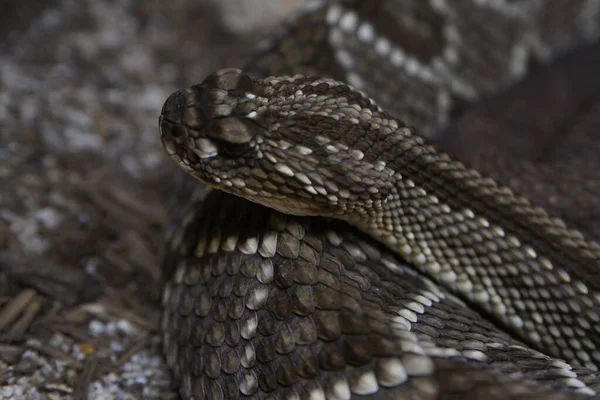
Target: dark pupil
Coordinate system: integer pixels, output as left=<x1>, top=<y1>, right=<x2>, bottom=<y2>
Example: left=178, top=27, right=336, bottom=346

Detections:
left=214, top=139, right=248, bottom=158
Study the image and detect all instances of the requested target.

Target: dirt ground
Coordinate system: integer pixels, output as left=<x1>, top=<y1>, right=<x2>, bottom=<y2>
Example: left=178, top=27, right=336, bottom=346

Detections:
left=0, top=1, right=298, bottom=398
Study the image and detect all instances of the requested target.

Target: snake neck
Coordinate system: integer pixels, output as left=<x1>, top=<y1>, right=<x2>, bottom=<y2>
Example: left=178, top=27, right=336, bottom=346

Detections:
left=348, top=134, right=600, bottom=369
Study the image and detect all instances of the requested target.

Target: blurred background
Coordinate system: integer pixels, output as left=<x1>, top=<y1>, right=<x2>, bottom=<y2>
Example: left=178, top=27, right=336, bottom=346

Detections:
left=0, top=1, right=302, bottom=398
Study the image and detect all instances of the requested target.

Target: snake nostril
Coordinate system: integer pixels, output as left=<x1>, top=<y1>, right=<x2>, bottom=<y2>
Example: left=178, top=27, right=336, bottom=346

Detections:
left=170, top=125, right=188, bottom=141
left=160, top=116, right=189, bottom=149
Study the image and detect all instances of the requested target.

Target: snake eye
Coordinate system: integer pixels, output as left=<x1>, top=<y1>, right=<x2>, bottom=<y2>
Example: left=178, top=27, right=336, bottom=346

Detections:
left=206, top=117, right=258, bottom=158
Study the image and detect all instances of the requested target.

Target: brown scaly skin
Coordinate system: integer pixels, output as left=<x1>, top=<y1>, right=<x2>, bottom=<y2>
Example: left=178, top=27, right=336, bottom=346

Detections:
left=160, top=186, right=600, bottom=399
left=160, top=68, right=600, bottom=376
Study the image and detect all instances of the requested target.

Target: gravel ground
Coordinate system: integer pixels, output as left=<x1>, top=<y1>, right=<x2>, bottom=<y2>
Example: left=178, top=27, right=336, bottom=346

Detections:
left=0, top=1, right=301, bottom=398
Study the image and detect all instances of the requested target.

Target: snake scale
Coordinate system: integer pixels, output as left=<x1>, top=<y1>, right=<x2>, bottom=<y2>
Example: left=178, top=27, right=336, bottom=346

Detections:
left=158, top=1, right=600, bottom=399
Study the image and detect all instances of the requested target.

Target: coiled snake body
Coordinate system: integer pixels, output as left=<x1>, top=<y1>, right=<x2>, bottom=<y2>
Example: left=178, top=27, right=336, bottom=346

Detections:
left=158, top=1, right=600, bottom=399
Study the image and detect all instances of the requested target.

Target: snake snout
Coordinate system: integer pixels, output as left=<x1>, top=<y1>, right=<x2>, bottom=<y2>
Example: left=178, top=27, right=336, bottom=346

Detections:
left=159, top=84, right=215, bottom=155
left=161, top=86, right=212, bottom=128
left=160, top=89, right=181, bottom=117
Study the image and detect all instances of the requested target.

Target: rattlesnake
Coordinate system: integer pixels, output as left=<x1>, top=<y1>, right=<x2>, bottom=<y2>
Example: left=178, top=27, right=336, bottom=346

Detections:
left=158, top=1, right=600, bottom=399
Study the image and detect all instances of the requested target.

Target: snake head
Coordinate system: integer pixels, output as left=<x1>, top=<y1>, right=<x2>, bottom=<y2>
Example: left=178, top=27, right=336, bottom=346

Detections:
left=160, top=68, right=403, bottom=219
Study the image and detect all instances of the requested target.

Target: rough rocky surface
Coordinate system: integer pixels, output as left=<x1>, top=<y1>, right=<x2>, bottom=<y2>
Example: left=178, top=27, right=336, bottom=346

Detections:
left=0, top=1, right=300, bottom=398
